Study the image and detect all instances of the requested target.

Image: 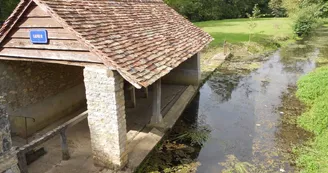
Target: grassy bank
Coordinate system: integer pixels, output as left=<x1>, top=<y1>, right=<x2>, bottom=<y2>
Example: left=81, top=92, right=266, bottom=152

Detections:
left=195, top=18, right=293, bottom=47
left=195, top=18, right=294, bottom=59
left=295, top=66, right=328, bottom=173
left=195, top=18, right=295, bottom=82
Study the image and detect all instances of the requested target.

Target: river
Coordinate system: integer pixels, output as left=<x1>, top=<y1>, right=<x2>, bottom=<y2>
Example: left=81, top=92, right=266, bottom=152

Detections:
left=138, top=27, right=328, bottom=173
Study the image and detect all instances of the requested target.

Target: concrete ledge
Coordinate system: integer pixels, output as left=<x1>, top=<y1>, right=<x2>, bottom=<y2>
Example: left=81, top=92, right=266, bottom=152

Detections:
left=162, top=85, right=197, bottom=130
left=127, top=128, right=164, bottom=170
left=125, top=85, right=198, bottom=172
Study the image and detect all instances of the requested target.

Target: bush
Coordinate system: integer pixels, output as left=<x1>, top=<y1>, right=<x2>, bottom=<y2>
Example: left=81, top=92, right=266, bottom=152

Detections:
left=269, top=0, right=287, bottom=17
left=292, top=5, right=319, bottom=36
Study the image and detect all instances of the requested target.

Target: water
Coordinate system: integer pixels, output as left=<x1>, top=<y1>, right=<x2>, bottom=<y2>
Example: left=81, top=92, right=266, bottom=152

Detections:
left=196, top=49, right=317, bottom=172
left=139, top=28, right=328, bottom=172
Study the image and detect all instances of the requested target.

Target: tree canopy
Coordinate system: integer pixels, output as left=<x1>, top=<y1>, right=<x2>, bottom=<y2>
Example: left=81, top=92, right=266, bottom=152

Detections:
left=0, top=0, right=20, bottom=22
left=164, top=0, right=272, bottom=22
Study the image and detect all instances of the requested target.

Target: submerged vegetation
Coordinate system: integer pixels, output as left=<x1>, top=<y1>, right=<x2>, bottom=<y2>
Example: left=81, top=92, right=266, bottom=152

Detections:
left=294, top=66, right=328, bottom=173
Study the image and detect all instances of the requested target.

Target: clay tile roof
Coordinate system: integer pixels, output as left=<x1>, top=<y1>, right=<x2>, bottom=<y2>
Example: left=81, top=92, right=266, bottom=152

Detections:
left=0, top=0, right=213, bottom=88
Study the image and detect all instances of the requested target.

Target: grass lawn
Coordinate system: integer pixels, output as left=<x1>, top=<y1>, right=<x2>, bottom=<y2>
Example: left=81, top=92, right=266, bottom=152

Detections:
left=295, top=66, right=328, bottom=173
left=194, top=18, right=294, bottom=49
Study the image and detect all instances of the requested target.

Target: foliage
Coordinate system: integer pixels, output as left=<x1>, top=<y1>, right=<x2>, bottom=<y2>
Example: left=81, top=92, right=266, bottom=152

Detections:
left=295, top=129, right=328, bottom=173
left=171, top=124, right=211, bottom=146
left=220, top=155, right=257, bottom=173
left=293, top=4, right=320, bottom=36
left=0, top=0, right=20, bottom=22
left=282, top=0, right=328, bottom=36
left=269, top=0, right=287, bottom=17
left=164, top=0, right=271, bottom=22
left=247, top=4, right=261, bottom=42
left=296, top=66, right=328, bottom=105
left=295, top=66, right=328, bottom=172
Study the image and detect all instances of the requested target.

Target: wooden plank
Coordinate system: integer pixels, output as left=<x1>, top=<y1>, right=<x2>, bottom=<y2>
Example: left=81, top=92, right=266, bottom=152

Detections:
left=24, top=5, right=50, bottom=17
left=0, top=56, right=105, bottom=67
left=9, top=28, right=77, bottom=40
left=16, top=111, right=88, bottom=173
left=3, top=38, right=90, bottom=51
left=18, top=17, right=62, bottom=28
left=19, top=111, right=88, bottom=153
left=0, top=48, right=102, bottom=63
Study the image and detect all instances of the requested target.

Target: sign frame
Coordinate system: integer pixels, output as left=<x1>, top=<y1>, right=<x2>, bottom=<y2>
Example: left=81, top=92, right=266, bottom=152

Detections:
left=29, top=30, right=48, bottom=44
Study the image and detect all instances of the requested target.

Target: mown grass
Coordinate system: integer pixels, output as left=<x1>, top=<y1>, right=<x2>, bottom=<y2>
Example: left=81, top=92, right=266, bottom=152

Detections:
left=295, top=66, right=328, bottom=173
left=194, top=18, right=294, bottom=49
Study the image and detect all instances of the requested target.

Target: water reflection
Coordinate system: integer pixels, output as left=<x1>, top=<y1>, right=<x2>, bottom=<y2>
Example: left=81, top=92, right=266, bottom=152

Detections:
left=139, top=27, right=328, bottom=173
left=196, top=40, right=318, bottom=172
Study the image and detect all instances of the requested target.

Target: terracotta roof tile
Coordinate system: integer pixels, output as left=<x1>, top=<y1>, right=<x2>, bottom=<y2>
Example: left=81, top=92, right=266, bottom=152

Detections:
left=0, top=0, right=212, bottom=88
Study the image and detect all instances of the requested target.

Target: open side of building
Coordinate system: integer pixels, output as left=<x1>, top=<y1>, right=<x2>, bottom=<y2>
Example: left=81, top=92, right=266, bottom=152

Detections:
left=0, top=0, right=212, bottom=172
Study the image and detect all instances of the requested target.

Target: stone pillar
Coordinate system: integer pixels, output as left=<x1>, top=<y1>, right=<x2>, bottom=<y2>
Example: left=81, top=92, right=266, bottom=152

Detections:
left=0, top=102, right=20, bottom=173
left=151, top=79, right=162, bottom=124
left=83, top=67, right=128, bottom=170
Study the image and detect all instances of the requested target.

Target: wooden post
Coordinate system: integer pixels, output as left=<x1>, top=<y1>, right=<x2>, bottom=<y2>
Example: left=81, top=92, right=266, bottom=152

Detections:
left=59, top=129, right=70, bottom=160
left=130, top=87, right=136, bottom=108
left=223, top=40, right=227, bottom=55
left=17, top=151, right=28, bottom=173
left=151, top=79, right=162, bottom=124
left=144, top=87, right=149, bottom=98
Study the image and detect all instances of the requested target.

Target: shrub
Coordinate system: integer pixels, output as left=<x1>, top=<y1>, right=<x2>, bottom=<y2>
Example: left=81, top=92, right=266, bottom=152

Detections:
left=269, top=0, right=287, bottom=17
left=292, top=5, right=319, bottom=37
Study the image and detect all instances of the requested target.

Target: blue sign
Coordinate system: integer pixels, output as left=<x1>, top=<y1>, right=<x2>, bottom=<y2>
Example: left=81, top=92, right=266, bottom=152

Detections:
left=29, top=30, right=48, bottom=44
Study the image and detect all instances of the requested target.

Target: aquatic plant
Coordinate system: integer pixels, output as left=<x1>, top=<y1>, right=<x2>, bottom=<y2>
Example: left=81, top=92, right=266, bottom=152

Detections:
left=220, top=155, right=256, bottom=173
left=171, top=124, right=211, bottom=146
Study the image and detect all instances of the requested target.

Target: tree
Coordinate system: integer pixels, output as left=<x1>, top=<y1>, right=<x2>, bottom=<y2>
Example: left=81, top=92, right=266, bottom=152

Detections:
left=247, top=4, right=261, bottom=42
left=269, top=0, right=287, bottom=17
left=0, top=0, right=20, bottom=22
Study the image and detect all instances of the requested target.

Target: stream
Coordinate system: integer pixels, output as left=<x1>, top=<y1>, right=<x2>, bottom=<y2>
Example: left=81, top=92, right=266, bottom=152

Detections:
left=138, top=28, right=328, bottom=173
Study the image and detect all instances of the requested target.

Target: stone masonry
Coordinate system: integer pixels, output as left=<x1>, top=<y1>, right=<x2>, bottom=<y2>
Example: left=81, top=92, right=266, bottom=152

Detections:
left=0, top=100, right=20, bottom=173
left=83, top=67, right=128, bottom=170
left=0, top=60, right=85, bottom=137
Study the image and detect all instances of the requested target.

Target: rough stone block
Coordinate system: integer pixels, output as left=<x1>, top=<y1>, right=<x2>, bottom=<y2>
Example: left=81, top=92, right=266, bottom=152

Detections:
left=84, top=67, right=127, bottom=170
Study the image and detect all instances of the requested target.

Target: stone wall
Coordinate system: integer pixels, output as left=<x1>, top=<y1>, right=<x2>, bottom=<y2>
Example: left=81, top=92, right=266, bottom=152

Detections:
left=84, top=67, right=128, bottom=170
left=0, top=60, right=85, bottom=137
left=162, top=53, right=200, bottom=86
left=0, top=103, right=20, bottom=173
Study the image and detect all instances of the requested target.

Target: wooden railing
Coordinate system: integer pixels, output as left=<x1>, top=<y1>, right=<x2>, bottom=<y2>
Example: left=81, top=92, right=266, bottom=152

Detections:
left=17, top=111, right=88, bottom=173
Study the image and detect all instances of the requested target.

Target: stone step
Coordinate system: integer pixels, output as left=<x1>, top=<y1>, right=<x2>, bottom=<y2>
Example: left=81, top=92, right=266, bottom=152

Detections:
left=127, top=128, right=164, bottom=171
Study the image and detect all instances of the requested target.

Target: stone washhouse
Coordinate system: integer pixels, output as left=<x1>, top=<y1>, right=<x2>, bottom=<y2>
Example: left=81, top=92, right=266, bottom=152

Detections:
left=0, top=0, right=212, bottom=172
